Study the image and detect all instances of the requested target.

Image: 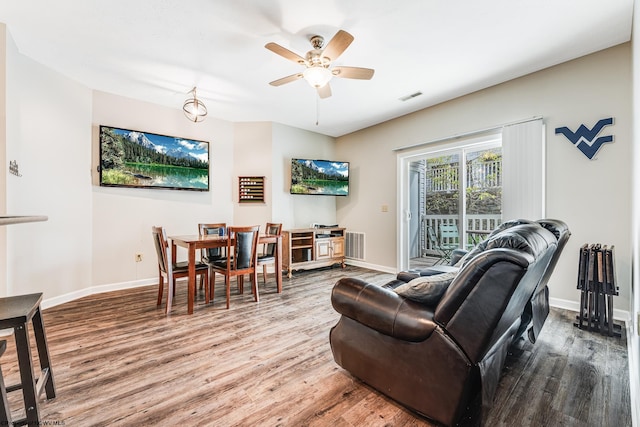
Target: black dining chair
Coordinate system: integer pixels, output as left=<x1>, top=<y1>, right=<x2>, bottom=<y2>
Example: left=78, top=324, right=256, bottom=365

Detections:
left=207, top=225, right=260, bottom=309
left=198, top=223, right=227, bottom=303
left=198, top=223, right=227, bottom=263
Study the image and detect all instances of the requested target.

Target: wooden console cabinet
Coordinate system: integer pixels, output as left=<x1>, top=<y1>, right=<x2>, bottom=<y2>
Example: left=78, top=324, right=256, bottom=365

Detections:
left=283, top=227, right=346, bottom=277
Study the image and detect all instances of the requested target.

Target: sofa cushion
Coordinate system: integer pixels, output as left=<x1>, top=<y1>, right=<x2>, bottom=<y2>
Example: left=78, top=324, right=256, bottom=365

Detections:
left=393, top=271, right=457, bottom=305
left=395, top=265, right=458, bottom=283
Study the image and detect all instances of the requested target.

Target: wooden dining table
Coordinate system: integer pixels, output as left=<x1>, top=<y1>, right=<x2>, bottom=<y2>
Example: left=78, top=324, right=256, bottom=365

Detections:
left=168, top=233, right=283, bottom=314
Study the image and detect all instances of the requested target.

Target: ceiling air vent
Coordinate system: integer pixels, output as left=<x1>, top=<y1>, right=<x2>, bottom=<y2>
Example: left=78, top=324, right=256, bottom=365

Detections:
left=399, top=91, right=423, bottom=102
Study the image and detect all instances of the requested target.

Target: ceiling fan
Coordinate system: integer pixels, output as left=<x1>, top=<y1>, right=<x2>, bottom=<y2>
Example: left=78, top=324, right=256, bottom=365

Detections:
left=265, top=30, right=374, bottom=99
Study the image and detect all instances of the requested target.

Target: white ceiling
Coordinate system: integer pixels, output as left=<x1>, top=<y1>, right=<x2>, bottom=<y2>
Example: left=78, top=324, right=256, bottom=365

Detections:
left=0, top=0, right=633, bottom=137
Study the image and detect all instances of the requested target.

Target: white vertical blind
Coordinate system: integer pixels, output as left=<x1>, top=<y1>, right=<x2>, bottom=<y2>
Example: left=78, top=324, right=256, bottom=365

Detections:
left=502, top=119, right=545, bottom=220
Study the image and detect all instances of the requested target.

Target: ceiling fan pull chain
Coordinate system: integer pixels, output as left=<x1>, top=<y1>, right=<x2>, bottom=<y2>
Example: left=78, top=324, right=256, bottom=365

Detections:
left=316, top=93, right=320, bottom=126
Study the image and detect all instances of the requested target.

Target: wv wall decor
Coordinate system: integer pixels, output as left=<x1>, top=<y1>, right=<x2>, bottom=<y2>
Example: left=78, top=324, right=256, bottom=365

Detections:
left=555, top=118, right=614, bottom=160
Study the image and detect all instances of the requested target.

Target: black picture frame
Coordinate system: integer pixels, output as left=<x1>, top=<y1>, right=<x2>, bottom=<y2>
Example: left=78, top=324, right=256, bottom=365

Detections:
left=99, top=125, right=209, bottom=191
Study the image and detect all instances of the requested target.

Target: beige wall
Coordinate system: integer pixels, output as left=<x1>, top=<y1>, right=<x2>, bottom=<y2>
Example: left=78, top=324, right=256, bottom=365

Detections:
left=336, top=43, right=632, bottom=314
left=232, top=121, right=339, bottom=230
left=233, top=122, right=273, bottom=228
left=272, top=122, right=338, bottom=229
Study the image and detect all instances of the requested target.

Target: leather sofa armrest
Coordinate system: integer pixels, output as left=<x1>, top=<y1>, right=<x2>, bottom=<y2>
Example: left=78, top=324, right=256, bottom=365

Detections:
left=331, top=277, right=438, bottom=342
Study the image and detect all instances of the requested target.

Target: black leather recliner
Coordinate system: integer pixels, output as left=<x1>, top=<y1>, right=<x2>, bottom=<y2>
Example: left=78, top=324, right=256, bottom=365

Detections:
left=329, top=221, right=565, bottom=426
left=527, top=219, right=570, bottom=342
left=389, top=219, right=570, bottom=344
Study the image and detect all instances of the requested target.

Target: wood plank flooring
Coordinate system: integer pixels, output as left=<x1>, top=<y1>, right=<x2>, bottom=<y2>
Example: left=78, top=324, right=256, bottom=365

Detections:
left=0, top=266, right=632, bottom=426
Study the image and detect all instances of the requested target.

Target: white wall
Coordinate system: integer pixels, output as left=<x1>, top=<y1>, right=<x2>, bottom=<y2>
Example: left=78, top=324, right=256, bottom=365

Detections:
left=232, top=121, right=337, bottom=231
left=272, top=123, right=337, bottom=229
left=233, top=122, right=273, bottom=229
left=91, top=91, right=235, bottom=289
left=336, top=43, right=632, bottom=314
left=0, top=46, right=340, bottom=305
left=4, top=27, right=93, bottom=300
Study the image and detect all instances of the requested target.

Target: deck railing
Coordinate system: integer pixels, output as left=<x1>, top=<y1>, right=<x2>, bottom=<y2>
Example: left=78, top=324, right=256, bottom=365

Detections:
left=421, top=214, right=502, bottom=254
left=426, top=159, right=502, bottom=192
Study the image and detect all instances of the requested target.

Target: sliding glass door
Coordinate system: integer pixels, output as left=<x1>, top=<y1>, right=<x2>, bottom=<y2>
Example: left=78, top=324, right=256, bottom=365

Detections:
left=400, top=136, right=502, bottom=271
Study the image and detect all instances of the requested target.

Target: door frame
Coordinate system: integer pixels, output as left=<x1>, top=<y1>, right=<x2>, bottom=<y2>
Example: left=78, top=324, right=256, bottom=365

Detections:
left=397, top=133, right=502, bottom=272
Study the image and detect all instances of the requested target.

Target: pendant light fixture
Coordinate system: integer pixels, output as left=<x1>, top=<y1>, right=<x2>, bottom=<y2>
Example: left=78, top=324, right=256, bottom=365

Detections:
left=183, top=87, right=207, bottom=122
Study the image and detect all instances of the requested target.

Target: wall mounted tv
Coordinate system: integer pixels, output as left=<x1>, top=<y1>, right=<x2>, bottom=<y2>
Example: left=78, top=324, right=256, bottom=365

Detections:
left=290, top=158, right=349, bottom=196
left=99, top=125, right=209, bottom=191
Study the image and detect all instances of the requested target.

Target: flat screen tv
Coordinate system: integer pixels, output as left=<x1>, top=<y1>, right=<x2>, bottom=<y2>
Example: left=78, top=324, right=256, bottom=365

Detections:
left=290, top=158, right=349, bottom=196
left=99, top=125, right=209, bottom=191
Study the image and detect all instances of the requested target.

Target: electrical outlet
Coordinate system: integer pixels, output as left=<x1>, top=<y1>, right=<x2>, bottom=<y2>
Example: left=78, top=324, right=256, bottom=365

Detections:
left=135, top=253, right=143, bottom=262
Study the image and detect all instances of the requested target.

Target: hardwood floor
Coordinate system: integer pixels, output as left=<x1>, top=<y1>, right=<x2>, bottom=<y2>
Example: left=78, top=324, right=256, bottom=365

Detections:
left=0, top=266, right=632, bottom=426
left=409, top=255, right=441, bottom=270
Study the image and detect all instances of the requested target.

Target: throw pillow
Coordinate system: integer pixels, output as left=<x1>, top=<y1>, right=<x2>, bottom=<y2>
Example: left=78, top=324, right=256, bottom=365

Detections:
left=393, top=271, right=457, bottom=305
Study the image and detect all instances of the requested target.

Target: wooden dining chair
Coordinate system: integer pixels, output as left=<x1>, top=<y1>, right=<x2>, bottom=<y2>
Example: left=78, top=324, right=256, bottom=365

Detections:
left=208, top=225, right=260, bottom=309
left=257, top=222, right=282, bottom=285
left=151, top=226, right=209, bottom=314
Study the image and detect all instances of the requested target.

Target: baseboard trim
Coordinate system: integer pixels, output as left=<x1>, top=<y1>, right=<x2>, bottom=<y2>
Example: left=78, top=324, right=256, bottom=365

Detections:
left=42, top=278, right=156, bottom=310
left=549, top=296, right=630, bottom=322
left=41, top=261, right=397, bottom=310
left=344, top=259, right=396, bottom=274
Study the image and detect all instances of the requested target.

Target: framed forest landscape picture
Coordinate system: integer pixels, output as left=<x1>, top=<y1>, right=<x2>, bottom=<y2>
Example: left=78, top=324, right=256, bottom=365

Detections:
left=99, top=125, right=209, bottom=191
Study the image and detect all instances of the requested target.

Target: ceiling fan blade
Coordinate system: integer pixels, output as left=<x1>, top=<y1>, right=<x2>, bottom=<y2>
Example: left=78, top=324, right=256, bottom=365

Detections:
left=332, top=66, right=375, bottom=80
left=317, top=84, right=332, bottom=99
left=322, top=30, right=354, bottom=61
left=265, top=42, right=307, bottom=65
left=269, top=73, right=303, bottom=86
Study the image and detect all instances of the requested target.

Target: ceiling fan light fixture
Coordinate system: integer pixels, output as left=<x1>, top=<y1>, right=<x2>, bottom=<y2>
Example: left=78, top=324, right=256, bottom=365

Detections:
left=303, top=66, right=332, bottom=88
left=183, top=87, right=208, bottom=122
left=266, top=30, right=373, bottom=99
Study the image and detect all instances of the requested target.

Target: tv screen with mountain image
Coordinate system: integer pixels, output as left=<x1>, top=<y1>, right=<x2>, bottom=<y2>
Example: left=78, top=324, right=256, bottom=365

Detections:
left=99, top=126, right=209, bottom=191
left=290, top=158, right=349, bottom=196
